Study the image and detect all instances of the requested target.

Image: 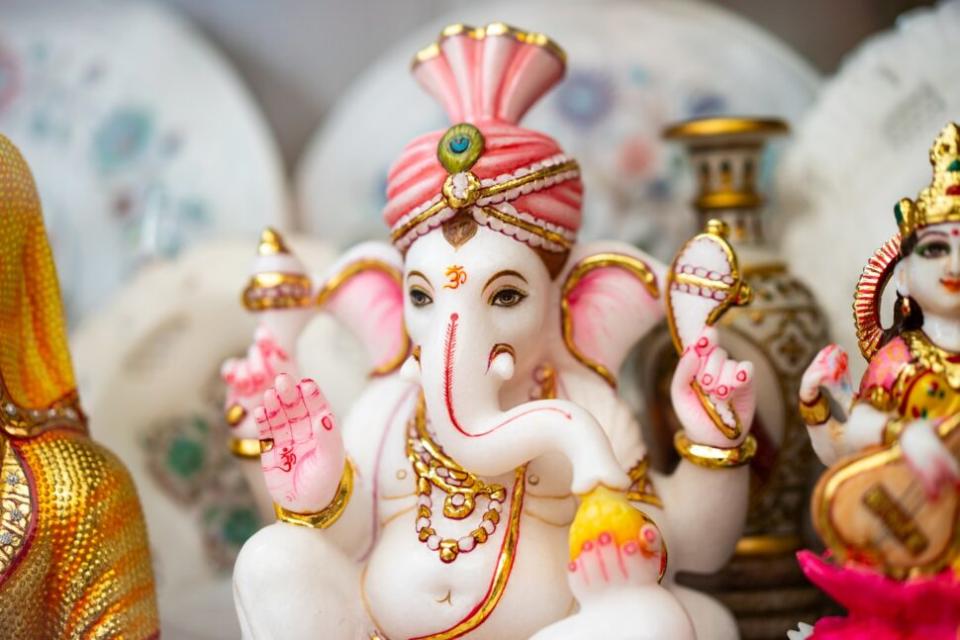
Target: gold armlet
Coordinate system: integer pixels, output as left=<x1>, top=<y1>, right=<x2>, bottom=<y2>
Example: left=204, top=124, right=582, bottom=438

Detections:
left=673, top=431, right=757, bottom=469
left=882, top=417, right=906, bottom=445
left=228, top=436, right=262, bottom=459
left=274, top=460, right=355, bottom=529
left=799, top=393, right=830, bottom=426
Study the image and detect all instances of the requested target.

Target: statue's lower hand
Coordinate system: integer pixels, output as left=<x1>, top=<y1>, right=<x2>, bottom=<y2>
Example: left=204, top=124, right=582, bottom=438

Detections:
left=670, top=327, right=755, bottom=448
left=901, top=418, right=960, bottom=499
left=255, top=373, right=346, bottom=514
left=799, top=344, right=853, bottom=418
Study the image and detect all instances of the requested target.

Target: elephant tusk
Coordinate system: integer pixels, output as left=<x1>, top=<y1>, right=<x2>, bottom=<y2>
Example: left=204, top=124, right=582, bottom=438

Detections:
left=486, top=344, right=515, bottom=381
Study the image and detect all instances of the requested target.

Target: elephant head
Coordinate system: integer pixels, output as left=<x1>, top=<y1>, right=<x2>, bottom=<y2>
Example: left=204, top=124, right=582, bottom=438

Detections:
left=305, top=24, right=676, bottom=493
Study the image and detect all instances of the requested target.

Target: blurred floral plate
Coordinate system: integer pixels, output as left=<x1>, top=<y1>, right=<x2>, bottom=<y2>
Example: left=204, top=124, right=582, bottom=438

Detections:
left=297, top=0, right=820, bottom=261
left=779, top=1, right=960, bottom=369
left=0, top=0, right=289, bottom=324
left=71, top=237, right=367, bottom=640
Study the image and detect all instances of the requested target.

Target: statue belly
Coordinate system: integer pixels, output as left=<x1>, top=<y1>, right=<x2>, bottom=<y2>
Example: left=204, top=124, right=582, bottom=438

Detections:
left=363, top=511, right=572, bottom=639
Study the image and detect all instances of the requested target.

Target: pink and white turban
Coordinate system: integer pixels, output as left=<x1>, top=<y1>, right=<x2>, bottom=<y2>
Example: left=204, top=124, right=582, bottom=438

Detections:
left=384, top=23, right=582, bottom=253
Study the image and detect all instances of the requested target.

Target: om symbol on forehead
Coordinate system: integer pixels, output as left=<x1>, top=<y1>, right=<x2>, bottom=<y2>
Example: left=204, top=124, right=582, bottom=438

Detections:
left=444, top=265, right=468, bottom=289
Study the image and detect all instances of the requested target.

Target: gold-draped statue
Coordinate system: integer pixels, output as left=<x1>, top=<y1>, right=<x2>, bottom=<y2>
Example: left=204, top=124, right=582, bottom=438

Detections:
left=0, top=134, right=159, bottom=638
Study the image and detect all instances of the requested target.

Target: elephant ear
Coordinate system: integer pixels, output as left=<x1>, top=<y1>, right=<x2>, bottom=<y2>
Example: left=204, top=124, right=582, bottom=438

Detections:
left=316, top=242, right=410, bottom=376
left=559, top=242, right=666, bottom=387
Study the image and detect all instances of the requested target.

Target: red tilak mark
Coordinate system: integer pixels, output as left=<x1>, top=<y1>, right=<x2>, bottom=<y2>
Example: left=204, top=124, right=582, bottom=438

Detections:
left=623, top=542, right=638, bottom=555
left=568, top=561, right=578, bottom=572
left=736, top=370, right=747, bottom=382
left=701, top=374, right=713, bottom=385
left=321, top=415, right=334, bottom=431
left=443, top=313, right=570, bottom=438
left=644, top=527, right=657, bottom=543
left=598, top=532, right=612, bottom=545
left=716, top=385, right=729, bottom=398
left=953, top=229, right=960, bottom=236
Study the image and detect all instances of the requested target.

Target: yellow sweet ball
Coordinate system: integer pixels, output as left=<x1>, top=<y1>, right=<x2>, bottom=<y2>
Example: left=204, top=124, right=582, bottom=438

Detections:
left=568, top=486, right=660, bottom=561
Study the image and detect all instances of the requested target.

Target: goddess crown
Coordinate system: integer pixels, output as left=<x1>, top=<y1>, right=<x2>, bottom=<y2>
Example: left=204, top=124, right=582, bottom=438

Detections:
left=895, top=122, right=960, bottom=238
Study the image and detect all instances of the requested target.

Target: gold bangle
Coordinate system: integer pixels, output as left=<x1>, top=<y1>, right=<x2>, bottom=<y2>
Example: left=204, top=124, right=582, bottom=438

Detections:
left=673, top=431, right=756, bottom=469
left=228, top=436, right=262, bottom=459
left=799, top=393, right=830, bottom=426
left=274, top=459, right=355, bottom=529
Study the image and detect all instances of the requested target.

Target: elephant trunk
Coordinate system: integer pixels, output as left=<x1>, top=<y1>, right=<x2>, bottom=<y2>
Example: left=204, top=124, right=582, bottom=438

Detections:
left=418, top=312, right=628, bottom=493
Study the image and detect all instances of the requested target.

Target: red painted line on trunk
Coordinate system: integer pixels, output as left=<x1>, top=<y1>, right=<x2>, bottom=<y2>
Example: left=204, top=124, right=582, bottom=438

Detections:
left=442, top=313, right=570, bottom=438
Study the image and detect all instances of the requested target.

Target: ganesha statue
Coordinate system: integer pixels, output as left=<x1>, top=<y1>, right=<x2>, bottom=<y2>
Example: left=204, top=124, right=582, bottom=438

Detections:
left=0, top=134, right=159, bottom=637
left=228, top=24, right=759, bottom=640
left=795, top=123, right=960, bottom=638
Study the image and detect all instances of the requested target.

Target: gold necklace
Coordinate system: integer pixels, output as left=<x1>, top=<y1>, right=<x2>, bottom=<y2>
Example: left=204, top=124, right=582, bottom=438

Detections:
left=405, top=394, right=507, bottom=563
left=903, top=330, right=960, bottom=389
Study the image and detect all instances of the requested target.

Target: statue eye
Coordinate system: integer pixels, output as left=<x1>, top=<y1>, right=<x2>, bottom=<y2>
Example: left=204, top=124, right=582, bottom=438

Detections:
left=409, top=287, right=433, bottom=307
left=916, top=240, right=950, bottom=259
left=489, top=287, right=527, bottom=307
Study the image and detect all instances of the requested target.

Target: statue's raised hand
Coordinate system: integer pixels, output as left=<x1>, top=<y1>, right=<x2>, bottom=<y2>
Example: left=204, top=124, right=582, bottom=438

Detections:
left=222, top=324, right=300, bottom=441
left=799, top=344, right=853, bottom=418
left=671, top=327, right=755, bottom=448
left=255, top=374, right=346, bottom=514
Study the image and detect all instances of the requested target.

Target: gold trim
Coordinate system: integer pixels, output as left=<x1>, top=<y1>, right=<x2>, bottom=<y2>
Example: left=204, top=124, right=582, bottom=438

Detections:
left=674, top=431, right=757, bottom=469
left=242, top=272, right=313, bottom=311
left=412, top=22, right=566, bottom=69
left=479, top=206, right=573, bottom=250
left=625, top=457, right=663, bottom=508
left=257, top=227, right=290, bottom=256
left=665, top=219, right=751, bottom=354
left=228, top=437, right=261, bottom=459
left=413, top=466, right=526, bottom=640
left=225, top=403, right=247, bottom=427
left=560, top=253, right=660, bottom=387
left=691, top=379, right=742, bottom=440
left=799, top=393, right=831, bottom=426
left=390, top=160, right=580, bottom=246
left=274, top=459, right=355, bottom=529
left=741, top=262, right=787, bottom=278
left=481, top=160, right=578, bottom=199
left=735, top=534, right=801, bottom=556
left=442, top=172, right=482, bottom=209
left=0, top=379, right=86, bottom=438
left=315, top=259, right=411, bottom=376
left=695, top=190, right=762, bottom=211
left=663, top=117, right=788, bottom=140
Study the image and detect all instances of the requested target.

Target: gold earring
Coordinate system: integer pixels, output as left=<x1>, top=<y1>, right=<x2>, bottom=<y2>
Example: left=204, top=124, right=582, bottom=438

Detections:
left=901, top=296, right=911, bottom=316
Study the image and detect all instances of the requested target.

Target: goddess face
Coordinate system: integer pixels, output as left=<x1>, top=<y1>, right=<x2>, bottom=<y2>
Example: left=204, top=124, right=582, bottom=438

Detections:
left=898, top=221, right=960, bottom=318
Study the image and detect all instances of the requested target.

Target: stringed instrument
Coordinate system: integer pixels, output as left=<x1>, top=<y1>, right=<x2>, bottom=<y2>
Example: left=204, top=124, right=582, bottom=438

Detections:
left=812, top=412, right=960, bottom=578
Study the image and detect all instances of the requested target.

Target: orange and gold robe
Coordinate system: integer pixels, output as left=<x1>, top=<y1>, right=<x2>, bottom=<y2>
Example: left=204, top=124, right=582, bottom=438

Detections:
left=0, top=133, right=158, bottom=637
left=0, top=430, right=158, bottom=638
